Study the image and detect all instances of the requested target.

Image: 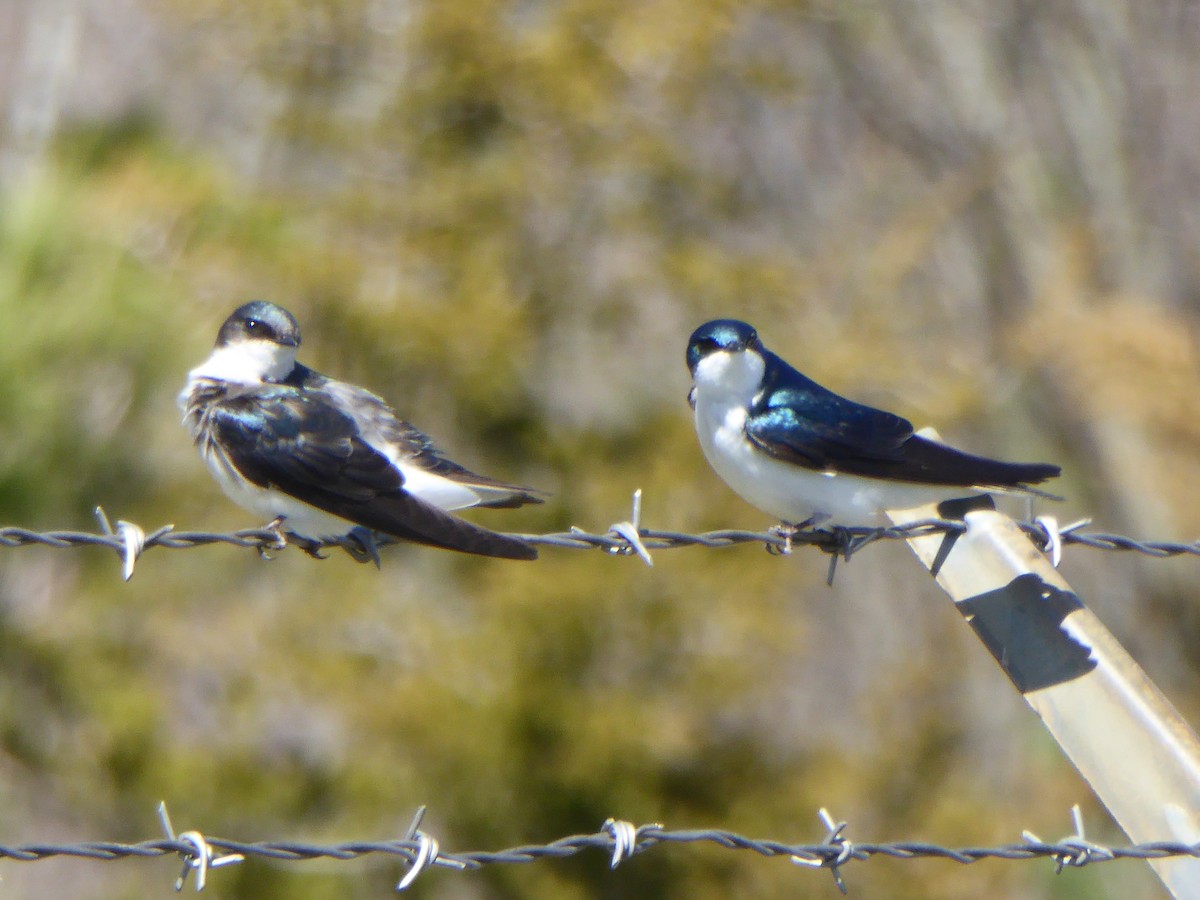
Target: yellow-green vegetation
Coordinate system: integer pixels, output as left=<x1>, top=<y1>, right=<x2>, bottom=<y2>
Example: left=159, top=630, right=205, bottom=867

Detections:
left=1, top=1, right=1196, bottom=897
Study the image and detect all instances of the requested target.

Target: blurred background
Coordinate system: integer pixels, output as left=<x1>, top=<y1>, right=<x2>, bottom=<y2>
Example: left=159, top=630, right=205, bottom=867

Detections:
left=1, top=0, right=1198, bottom=896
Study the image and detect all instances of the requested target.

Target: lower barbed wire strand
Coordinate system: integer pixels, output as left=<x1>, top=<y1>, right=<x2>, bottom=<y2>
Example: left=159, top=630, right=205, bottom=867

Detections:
left=1, top=832, right=1199, bottom=869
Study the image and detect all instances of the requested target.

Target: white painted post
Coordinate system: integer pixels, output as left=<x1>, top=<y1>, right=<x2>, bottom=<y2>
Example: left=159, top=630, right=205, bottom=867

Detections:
left=888, top=496, right=1200, bottom=898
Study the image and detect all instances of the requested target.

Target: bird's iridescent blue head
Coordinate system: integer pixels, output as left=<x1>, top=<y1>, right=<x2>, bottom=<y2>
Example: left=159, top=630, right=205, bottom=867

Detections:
left=216, top=301, right=301, bottom=349
left=686, top=319, right=762, bottom=373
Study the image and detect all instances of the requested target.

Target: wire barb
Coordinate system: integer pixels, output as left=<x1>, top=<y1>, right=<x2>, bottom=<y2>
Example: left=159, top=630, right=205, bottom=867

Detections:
left=1029, top=516, right=1092, bottom=568
left=157, top=802, right=244, bottom=892
left=395, top=806, right=442, bottom=891
left=605, top=489, right=654, bottom=567
left=602, top=818, right=639, bottom=869
left=791, top=808, right=854, bottom=893
left=94, top=506, right=158, bottom=581
left=1022, top=805, right=1115, bottom=874
left=1035, top=515, right=1063, bottom=568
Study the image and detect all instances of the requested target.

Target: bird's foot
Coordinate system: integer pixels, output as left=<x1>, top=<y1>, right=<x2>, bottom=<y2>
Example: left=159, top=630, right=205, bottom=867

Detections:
left=767, top=515, right=830, bottom=555
left=342, top=526, right=383, bottom=568
left=262, top=519, right=328, bottom=559
left=256, top=516, right=292, bottom=560
left=819, top=526, right=867, bottom=586
left=291, top=534, right=330, bottom=560
left=767, top=522, right=799, bottom=555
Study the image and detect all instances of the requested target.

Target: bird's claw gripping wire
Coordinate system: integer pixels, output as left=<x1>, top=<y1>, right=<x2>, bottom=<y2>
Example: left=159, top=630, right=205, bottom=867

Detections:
left=767, top=522, right=800, bottom=555
left=766, top=520, right=865, bottom=584
left=342, top=526, right=383, bottom=568
left=253, top=517, right=294, bottom=560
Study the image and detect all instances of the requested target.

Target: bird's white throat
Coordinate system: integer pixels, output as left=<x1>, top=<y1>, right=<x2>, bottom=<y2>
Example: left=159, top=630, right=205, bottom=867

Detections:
left=692, top=350, right=766, bottom=406
left=188, top=340, right=297, bottom=385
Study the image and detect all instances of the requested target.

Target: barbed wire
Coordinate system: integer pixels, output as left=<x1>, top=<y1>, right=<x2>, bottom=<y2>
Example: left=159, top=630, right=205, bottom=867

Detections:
left=1, top=803, right=1192, bottom=894
left=0, top=501, right=1198, bottom=581
left=4, top=512, right=1195, bottom=892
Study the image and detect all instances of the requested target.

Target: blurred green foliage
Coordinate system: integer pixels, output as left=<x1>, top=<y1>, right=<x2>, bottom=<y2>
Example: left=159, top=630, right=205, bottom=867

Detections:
left=1, top=0, right=1198, bottom=897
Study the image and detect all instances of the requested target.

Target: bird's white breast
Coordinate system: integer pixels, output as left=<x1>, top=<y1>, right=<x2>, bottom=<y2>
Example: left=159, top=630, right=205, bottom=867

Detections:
left=197, top=428, right=357, bottom=539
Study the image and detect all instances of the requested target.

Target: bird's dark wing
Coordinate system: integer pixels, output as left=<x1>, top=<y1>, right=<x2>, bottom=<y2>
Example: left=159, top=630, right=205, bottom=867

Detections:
left=744, top=353, right=1060, bottom=487
left=851, top=433, right=1062, bottom=487
left=210, top=386, right=537, bottom=559
left=745, top=352, right=914, bottom=469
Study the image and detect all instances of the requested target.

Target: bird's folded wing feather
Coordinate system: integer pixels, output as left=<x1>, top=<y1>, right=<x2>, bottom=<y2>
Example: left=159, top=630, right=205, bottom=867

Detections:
left=311, top=373, right=545, bottom=508
left=746, top=383, right=1059, bottom=488
left=746, top=378, right=914, bottom=470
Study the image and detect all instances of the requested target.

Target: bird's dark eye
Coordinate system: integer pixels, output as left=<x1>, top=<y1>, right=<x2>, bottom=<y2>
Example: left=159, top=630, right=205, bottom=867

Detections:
left=698, top=337, right=719, bottom=352
left=245, top=318, right=275, bottom=340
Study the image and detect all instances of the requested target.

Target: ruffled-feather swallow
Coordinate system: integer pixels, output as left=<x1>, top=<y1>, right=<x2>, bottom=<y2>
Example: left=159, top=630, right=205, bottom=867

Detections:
left=180, top=302, right=542, bottom=560
left=686, top=319, right=1060, bottom=527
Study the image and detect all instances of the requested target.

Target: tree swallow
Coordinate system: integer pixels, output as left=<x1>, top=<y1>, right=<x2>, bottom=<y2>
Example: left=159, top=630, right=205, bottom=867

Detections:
left=180, top=301, right=543, bottom=561
left=686, top=319, right=1061, bottom=527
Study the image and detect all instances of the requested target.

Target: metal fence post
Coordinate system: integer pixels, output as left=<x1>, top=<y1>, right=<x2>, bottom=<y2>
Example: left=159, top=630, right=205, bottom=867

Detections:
left=888, top=496, right=1200, bottom=898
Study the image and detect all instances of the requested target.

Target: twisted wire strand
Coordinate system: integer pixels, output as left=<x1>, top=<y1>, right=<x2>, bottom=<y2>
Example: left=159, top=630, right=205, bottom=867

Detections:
left=2, top=516, right=1198, bottom=566
left=1, top=828, right=1196, bottom=868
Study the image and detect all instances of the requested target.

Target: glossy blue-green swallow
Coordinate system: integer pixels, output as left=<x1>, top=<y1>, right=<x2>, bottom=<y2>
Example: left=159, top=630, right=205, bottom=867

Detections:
left=180, top=302, right=542, bottom=560
left=686, top=319, right=1060, bottom=526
